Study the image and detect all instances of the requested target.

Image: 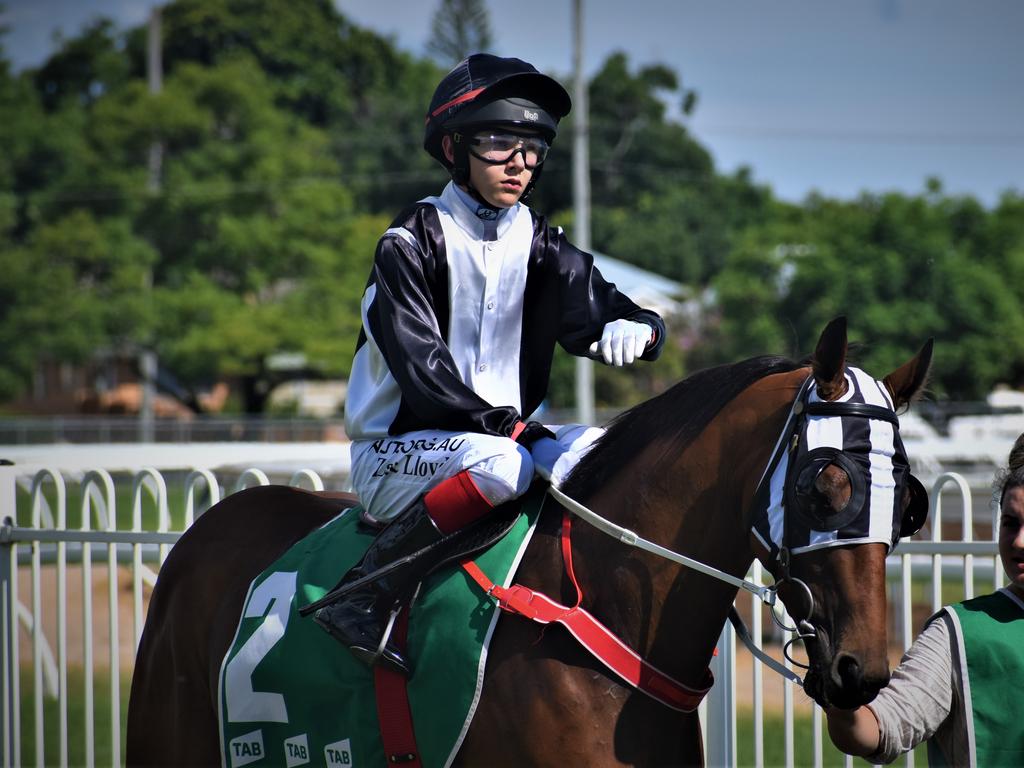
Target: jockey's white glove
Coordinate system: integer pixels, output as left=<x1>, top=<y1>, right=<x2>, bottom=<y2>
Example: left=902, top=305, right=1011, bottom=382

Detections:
left=588, top=319, right=653, bottom=367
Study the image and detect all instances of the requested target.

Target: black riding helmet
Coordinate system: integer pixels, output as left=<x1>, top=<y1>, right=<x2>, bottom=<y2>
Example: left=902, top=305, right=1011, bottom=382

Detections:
left=424, top=54, right=571, bottom=201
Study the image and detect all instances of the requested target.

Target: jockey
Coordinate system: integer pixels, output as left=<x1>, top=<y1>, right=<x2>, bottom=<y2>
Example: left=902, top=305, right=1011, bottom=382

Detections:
left=313, top=53, right=666, bottom=675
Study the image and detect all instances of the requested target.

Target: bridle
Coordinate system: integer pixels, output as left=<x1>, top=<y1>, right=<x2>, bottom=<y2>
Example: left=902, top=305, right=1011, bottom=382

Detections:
left=546, top=371, right=928, bottom=685
left=757, top=379, right=900, bottom=669
left=757, top=376, right=928, bottom=668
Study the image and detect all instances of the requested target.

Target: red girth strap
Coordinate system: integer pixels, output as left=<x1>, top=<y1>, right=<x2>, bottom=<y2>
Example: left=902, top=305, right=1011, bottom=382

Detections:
left=374, top=607, right=423, bottom=766
left=461, top=511, right=713, bottom=713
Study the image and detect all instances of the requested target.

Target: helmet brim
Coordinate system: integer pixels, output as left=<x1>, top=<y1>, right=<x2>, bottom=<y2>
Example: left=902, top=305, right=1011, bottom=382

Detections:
left=448, top=96, right=559, bottom=140
left=479, top=72, right=571, bottom=119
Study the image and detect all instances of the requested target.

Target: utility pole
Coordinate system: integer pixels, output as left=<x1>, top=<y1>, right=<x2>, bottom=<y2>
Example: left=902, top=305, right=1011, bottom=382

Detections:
left=572, top=0, right=595, bottom=425
left=140, top=5, right=163, bottom=442
left=147, top=6, right=163, bottom=193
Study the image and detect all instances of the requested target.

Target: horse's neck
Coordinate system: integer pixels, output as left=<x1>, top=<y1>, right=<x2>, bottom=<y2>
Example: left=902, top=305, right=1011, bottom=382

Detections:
left=568, top=368, right=807, bottom=682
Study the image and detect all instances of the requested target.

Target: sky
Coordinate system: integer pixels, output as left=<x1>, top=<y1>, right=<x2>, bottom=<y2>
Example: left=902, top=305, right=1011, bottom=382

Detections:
left=2, top=0, right=1022, bottom=206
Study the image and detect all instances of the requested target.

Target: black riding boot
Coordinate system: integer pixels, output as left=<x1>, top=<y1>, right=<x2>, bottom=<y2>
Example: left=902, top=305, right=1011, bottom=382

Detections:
left=312, top=498, right=443, bottom=675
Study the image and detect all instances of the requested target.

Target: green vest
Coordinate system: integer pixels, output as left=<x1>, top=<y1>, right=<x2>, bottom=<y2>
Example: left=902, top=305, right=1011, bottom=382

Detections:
left=932, top=589, right=1024, bottom=767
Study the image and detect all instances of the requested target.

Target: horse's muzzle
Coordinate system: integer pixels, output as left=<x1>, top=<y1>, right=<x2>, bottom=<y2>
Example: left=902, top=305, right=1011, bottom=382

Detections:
left=804, top=651, right=889, bottom=709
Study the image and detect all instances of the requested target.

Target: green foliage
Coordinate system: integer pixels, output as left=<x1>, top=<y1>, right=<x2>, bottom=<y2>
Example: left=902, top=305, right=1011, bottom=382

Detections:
left=155, top=0, right=446, bottom=210
left=538, top=54, right=770, bottom=291
left=0, top=2, right=402, bottom=407
left=534, top=52, right=710, bottom=217
left=695, top=190, right=1024, bottom=399
left=33, top=19, right=132, bottom=110
left=1, top=0, right=1021, bottom=412
left=586, top=52, right=709, bottom=205
left=0, top=211, right=158, bottom=396
left=159, top=0, right=359, bottom=125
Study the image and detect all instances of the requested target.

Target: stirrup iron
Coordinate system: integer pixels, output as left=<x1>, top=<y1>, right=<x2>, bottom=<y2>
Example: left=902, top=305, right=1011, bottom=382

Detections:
left=373, top=607, right=401, bottom=665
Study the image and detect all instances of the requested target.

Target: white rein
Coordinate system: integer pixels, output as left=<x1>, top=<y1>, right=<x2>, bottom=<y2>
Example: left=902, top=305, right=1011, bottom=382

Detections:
left=545, top=484, right=777, bottom=605
left=542, top=467, right=806, bottom=686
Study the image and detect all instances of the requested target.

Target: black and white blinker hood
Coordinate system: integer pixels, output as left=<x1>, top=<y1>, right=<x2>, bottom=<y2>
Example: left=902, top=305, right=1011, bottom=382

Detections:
left=751, top=366, right=926, bottom=562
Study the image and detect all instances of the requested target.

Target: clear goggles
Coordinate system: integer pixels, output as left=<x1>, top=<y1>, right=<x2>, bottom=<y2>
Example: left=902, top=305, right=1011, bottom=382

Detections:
left=468, top=132, right=550, bottom=169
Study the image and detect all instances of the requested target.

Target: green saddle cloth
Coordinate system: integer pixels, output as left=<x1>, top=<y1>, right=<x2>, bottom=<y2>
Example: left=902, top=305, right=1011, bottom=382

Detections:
left=217, top=490, right=545, bottom=768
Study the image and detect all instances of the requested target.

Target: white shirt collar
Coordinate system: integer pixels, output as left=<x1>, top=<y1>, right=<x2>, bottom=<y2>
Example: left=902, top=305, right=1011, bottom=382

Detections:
left=441, top=182, right=522, bottom=241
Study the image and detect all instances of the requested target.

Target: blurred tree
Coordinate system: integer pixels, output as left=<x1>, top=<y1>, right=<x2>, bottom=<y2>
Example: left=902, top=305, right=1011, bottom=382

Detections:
left=2, top=1, right=1022, bottom=412
left=533, top=52, right=770, bottom=291
left=592, top=168, right=775, bottom=286
left=145, top=0, right=445, bottom=213
left=426, top=0, right=493, bottom=67
left=588, top=53, right=704, bottom=204
left=0, top=7, right=396, bottom=410
left=33, top=19, right=131, bottom=111
left=121, top=58, right=374, bottom=410
left=0, top=211, right=158, bottom=400
left=691, top=190, right=1024, bottom=399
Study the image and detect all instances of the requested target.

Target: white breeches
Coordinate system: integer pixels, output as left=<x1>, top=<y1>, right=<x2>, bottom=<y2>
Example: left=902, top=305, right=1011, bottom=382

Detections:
left=349, top=424, right=603, bottom=522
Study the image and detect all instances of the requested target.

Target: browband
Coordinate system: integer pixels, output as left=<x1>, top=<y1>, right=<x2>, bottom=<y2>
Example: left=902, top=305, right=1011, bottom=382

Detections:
left=797, top=400, right=899, bottom=426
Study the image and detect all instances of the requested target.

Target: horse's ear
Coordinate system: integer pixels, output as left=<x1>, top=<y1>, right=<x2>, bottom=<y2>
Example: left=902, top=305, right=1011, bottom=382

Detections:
left=883, top=338, right=934, bottom=410
left=812, top=316, right=848, bottom=399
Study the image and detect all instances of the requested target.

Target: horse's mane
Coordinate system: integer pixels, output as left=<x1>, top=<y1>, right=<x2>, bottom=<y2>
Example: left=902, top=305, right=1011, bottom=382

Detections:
left=562, top=355, right=803, bottom=499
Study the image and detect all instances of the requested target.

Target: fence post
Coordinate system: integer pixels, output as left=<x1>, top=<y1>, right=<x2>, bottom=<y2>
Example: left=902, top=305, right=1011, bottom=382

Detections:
left=0, top=464, right=17, bottom=768
left=706, top=620, right=737, bottom=767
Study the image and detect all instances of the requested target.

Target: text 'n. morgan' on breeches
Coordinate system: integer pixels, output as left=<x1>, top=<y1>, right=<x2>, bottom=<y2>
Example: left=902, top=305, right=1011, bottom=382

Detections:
left=349, top=424, right=603, bottom=523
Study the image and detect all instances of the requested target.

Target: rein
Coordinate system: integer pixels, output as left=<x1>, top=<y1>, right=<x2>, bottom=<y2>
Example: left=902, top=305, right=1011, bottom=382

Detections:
left=545, top=483, right=803, bottom=686
left=547, top=483, right=778, bottom=606
left=545, top=373, right=904, bottom=688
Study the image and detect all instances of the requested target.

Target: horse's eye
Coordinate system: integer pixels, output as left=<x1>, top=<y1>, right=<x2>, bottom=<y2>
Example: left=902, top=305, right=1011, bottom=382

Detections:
left=815, top=464, right=852, bottom=512
left=797, top=463, right=831, bottom=507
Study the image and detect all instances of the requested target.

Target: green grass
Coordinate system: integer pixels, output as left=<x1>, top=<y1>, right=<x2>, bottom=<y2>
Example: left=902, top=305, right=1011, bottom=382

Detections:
left=17, top=666, right=131, bottom=768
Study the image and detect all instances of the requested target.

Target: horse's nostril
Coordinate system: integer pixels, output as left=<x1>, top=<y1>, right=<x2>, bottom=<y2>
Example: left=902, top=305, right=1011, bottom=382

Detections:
left=832, top=653, right=863, bottom=691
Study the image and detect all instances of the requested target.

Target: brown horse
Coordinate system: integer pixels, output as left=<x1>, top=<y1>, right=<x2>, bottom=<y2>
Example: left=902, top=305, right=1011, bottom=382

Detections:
left=127, top=318, right=932, bottom=766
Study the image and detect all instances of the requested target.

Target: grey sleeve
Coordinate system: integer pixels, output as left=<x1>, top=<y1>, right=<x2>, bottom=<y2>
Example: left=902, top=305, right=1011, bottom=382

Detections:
left=864, top=614, right=955, bottom=764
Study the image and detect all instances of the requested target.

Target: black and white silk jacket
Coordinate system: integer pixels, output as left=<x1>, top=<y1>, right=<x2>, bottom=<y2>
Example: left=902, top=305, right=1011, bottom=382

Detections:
left=344, top=182, right=666, bottom=442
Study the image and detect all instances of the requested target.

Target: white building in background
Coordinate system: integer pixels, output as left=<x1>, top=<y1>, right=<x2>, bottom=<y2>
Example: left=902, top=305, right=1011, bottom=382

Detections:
left=591, top=252, right=686, bottom=319
left=268, top=380, right=347, bottom=418
left=904, top=388, right=1024, bottom=485
left=987, top=386, right=1024, bottom=413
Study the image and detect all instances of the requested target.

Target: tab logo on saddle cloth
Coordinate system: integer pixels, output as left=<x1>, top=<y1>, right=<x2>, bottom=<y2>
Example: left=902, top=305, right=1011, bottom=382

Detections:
left=324, top=738, right=354, bottom=766
left=228, top=730, right=265, bottom=767
left=284, top=734, right=311, bottom=767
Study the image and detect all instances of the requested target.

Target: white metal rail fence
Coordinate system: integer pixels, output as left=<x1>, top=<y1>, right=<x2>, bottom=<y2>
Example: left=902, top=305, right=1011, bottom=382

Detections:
left=0, top=466, right=1000, bottom=768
